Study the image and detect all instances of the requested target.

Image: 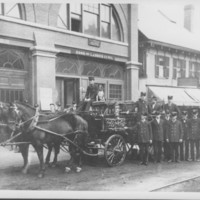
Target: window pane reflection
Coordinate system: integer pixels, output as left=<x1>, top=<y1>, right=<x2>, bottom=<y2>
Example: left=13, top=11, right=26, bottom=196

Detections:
left=101, top=22, right=109, bottom=38
left=111, top=12, right=120, bottom=41
left=84, top=12, right=98, bottom=36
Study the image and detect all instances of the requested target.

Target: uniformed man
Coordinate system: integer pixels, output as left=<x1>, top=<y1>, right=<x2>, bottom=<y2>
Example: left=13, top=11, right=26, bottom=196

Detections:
left=56, top=102, right=62, bottom=113
left=136, top=112, right=152, bottom=166
left=148, top=96, right=162, bottom=115
left=166, top=112, right=183, bottom=163
left=163, top=110, right=171, bottom=161
left=164, top=96, right=180, bottom=117
left=78, top=76, right=98, bottom=112
left=180, top=110, right=189, bottom=161
left=135, top=92, right=148, bottom=120
left=188, top=109, right=200, bottom=161
left=151, top=111, right=164, bottom=163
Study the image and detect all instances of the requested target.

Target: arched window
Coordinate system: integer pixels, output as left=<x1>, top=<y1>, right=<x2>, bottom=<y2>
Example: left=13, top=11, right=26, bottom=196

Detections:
left=0, top=3, right=23, bottom=19
left=57, top=3, right=123, bottom=42
left=0, top=50, right=24, bottom=70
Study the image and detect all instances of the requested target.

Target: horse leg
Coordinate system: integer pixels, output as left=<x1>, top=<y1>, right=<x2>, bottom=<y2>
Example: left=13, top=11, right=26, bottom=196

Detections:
left=45, top=144, right=53, bottom=166
left=19, top=144, right=30, bottom=174
left=52, top=143, right=60, bottom=167
left=34, top=144, right=45, bottom=178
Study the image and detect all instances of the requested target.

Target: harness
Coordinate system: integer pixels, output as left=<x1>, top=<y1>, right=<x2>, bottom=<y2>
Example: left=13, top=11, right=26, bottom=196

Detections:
left=0, top=105, right=98, bottom=156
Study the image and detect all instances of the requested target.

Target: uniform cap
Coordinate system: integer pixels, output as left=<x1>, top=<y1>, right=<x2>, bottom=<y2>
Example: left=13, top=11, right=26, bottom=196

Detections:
left=34, top=103, right=39, bottom=108
left=140, top=92, right=146, bottom=97
left=182, top=110, right=188, bottom=115
left=165, top=109, right=170, bottom=115
left=88, top=76, right=95, bottom=81
left=72, top=101, right=77, bottom=105
left=57, top=102, right=61, bottom=106
left=152, top=96, right=157, bottom=100
left=171, top=111, right=177, bottom=117
left=192, top=109, right=198, bottom=115
left=168, top=95, right=173, bottom=100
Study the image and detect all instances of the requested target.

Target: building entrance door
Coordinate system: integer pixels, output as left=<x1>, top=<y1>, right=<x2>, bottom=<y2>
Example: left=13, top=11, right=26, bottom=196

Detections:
left=64, top=78, right=79, bottom=107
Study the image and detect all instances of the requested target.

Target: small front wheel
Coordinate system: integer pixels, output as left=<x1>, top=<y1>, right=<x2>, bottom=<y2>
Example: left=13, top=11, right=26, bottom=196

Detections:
left=104, top=134, right=126, bottom=167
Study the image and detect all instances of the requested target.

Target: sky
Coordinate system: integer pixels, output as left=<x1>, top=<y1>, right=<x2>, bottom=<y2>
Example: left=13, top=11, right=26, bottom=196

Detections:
left=137, top=0, right=200, bottom=27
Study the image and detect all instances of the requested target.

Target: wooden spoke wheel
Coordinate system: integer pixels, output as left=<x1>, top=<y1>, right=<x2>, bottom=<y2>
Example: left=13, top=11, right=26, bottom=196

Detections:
left=104, top=134, right=127, bottom=167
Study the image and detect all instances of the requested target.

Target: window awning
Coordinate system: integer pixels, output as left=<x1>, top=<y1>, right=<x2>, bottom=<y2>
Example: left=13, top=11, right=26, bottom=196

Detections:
left=185, top=88, right=200, bottom=103
left=147, top=86, right=200, bottom=106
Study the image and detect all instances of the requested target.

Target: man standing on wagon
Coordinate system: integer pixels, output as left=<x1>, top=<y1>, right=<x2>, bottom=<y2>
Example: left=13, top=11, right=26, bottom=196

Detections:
left=78, top=76, right=98, bottom=112
left=135, top=92, right=148, bottom=120
left=136, top=112, right=152, bottom=166
left=163, top=95, right=180, bottom=117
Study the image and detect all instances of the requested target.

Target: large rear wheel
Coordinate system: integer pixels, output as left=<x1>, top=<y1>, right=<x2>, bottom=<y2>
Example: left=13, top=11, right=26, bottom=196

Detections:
left=104, top=134, right=126, bottom=167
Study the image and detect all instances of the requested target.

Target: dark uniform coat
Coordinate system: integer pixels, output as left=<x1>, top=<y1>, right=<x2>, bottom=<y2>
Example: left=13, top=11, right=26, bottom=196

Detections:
left=136, top=121, right=152, bottom=143
left=166, top=120, right=183, bottom=142
left=85, top=84, right=98, bottom=101
left=188, top=118, right=200, bottom=140
left=164, top=103, right=180, bottom=116
left=148, top=102, right=162, bottom=114
left=180, top=118, right=189, bottom=140
left=163, top=117, right=170, bottom=140
left=151, top=118, right=164, bottom=142
left=135, top=99, right=148, bottom=115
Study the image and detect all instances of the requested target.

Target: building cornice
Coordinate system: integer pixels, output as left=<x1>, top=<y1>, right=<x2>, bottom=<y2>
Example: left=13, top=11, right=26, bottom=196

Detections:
left=30, top=46, right=59, bottom=58
left=126, top=61, right=142, bottom=69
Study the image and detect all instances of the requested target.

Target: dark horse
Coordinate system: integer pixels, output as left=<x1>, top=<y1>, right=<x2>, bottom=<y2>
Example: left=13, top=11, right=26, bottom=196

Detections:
left=3, top=102, right=89, bottom=178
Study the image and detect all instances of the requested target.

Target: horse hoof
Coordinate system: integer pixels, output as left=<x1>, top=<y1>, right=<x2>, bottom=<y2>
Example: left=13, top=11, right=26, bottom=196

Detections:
left=65, top=167, right=71, bottom=173
left=76, top=167, right=82, bottom=173
left=38, top=173, right=44, bottom=178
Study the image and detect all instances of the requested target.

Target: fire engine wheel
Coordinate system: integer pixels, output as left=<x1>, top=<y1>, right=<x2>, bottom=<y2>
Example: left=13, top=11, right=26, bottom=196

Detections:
left=104, top=134, right=127, bottom=167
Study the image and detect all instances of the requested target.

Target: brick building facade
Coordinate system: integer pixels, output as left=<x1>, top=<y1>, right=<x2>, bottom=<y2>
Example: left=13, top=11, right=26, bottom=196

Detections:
left=0, top=3, right=140, bottom=109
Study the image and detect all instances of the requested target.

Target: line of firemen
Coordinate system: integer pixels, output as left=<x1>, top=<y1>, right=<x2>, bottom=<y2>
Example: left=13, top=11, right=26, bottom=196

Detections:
left=134, top=92, right=200, bottom=166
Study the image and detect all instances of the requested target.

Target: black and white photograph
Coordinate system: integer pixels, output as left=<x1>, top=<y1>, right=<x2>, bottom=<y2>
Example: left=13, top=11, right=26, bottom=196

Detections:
left=1, top=0, right=200, bottom=199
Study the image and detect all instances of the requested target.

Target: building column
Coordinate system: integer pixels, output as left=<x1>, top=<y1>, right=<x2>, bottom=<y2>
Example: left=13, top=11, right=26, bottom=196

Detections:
left=125, top=4, right=141, bottom=101
left=30, top=46, right=59, bottom=109
left=126, top=61, right=141, bottom=101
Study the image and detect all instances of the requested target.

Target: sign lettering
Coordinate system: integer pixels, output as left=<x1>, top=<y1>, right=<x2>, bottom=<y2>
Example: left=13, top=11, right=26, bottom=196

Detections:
left=71, top=49, right=115, bottom=60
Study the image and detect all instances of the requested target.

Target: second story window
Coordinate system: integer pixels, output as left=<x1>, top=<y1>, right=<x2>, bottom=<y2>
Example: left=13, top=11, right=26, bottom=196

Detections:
left=0, top=3, right=21, bottom=19
left=155, top=55, right=169, bottom=79
left=189, top=61, right=200, bottom=78
left=173, top=58, right=186, bottom=79
left=57, top=4, right=122, bottom=42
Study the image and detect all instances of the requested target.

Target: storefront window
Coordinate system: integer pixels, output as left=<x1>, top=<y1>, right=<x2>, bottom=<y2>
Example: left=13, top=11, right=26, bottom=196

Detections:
left=57, top=4, right=122, bottom=41
left=0, top=3, right=21, bottom=19
left=0, top=89, right=24, bottom=102
left=109, top=84, right=122, bottom=100
left=0, top=50, right=24, bottom=70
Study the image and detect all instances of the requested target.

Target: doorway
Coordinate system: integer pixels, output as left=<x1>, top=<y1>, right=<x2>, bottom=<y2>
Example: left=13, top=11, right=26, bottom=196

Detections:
left=64, top=78, right=79, bottom=107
